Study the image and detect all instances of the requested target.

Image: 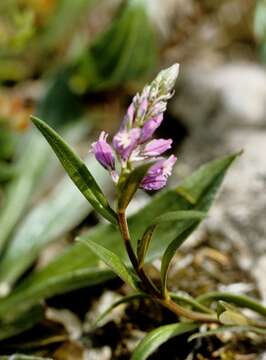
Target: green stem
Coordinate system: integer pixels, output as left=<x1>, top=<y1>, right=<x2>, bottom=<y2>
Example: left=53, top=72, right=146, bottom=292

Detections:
left=170, top=293, right=214, bottom=314
left=117, top=210, right=218, bottom=323
left=158, top=298, right=218, bottom=323
left=117, top=210, right=160, bottom=297
left=197, top=292, right=266, bottom=317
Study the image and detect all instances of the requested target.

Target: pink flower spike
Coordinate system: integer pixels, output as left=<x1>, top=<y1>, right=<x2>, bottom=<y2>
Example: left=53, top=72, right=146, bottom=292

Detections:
left=91, top=131, right=115, bottom=171
left=112, top=128, right=141, bottom=161
left=140, top=114, right=163, bottom=143
left=142, top=139, right=172, bottom=157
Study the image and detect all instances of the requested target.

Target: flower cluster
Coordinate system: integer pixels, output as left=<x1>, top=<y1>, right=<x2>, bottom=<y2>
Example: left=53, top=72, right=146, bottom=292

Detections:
left=91, top=64, right=179, bottom=191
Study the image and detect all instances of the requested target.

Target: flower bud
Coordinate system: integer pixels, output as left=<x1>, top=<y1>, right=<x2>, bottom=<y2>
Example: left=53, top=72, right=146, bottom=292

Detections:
left=91, top=132, right=115, bottom=171
left=140, top=155, right=177, bottom=190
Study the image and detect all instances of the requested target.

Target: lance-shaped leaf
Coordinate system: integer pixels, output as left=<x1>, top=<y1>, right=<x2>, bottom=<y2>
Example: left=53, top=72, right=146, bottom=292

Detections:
left=78, top=239, right=138, bottom=290
left=160, top=212, right=206, bottom=296
left=177, top=150, right=243, bottom=204
left=31, top=116, right=117, bottom=225
left=137, top=210, right=206, bottom=267
left=118, top=162, right=154, bottom=211
left=0, top=153, right=239, bottom=319
left=188, top=325, right=266, bottom=342
left=131, top=323, right=198, bottom=360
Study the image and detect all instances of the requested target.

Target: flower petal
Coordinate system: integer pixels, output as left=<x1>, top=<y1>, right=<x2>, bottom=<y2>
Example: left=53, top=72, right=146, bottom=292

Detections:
left=143, top=138, right=172, bottom=157
left=140, top=114, right=163, bottom=143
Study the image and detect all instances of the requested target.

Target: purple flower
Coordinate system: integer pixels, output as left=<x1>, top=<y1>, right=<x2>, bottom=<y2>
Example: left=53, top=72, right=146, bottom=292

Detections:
left=142, top=138, right=172, bottom=157
left=140, top=155, right=177, bottom=190
left=140, top=114, right=163, bottom=143
left=91, top=132, right=115, bottom=171
left=140, top=174, right=167, bottom=190
left=113, top=128, right=141, bottom=161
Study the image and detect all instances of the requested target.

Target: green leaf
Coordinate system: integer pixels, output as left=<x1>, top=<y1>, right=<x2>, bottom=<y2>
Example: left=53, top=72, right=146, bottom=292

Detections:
left=31, top=116, right=117, bottom=225
left=118, top=162, right=154, bottom=211
left=36, top=68, right=83, bottom=128
left=153, top=210, right=206, bottom=224
left=137, top=224, right=156, bottom=267
left=188, top=325, right=266, bottom=342
left=0, top=153, right=238, bottom=317
left=0, top=154, right=111, bottom=292
left=0, top=161, right=16, bottom=182
left=160, top=211, right=206, bottom=296
left=0, top=69, right=84, bottom=254
left=71, top=0, right=156, bottom=93
left=176, top=151, right=243, bottom=204
left=94, top=292, right=148, bottom=326
left=131, top=323, right=198, bottom=360
left=39, top=0, right=94, bottom=54
left=0, top=134, right=50, bottom=254
left=219, top=310, right=248, bottom=326
left=216, top=301, right=248, bottom=325
left=78, top=239, right=137, bottom=290
left=0, top=305, right=44, bottom=341
left=254, top=0, right=266, bottom=41
left=197, top=291, right=266, bottom=317
left=0, top=125, right=16, bottom=161
left=137, top=210, right=205, bottom=268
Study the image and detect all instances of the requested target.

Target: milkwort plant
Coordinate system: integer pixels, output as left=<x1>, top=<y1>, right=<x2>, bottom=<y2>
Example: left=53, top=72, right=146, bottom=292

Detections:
left=31, top=65, right=266, bottom=359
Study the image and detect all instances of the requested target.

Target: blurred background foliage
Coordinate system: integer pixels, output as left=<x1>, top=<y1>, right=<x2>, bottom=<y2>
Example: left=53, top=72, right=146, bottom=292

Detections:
left=0, top=0, right=265, bottom=358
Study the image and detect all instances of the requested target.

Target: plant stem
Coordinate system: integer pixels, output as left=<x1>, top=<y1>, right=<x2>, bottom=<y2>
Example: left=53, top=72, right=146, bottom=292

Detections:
left=117, top=210, right=160, bottom=297
left=197, top=292, right=266, bottom=318
left=159, top=298, right=218, bottom=323
left=117, top=210, right=218, bottom=324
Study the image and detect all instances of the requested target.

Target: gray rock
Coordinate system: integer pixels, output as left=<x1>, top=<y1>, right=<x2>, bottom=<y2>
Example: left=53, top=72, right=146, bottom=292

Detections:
left=171, top=62, right=266, bottom=298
